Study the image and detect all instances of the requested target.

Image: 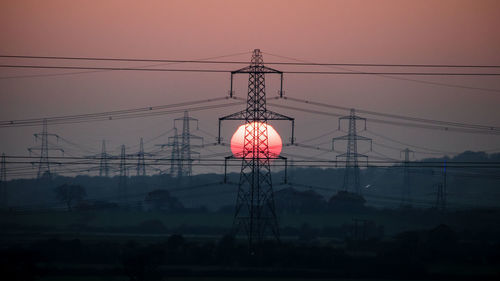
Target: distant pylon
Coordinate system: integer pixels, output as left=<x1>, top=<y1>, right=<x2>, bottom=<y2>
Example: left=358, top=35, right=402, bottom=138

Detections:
left=400, top=148, right=414, bottom=206
left=118, top=145, right=127, bottom=202
left=0, top=153, right=7, bottom=208
left=435, top=160, right=447, bottom=212
left=175, top=111, right=203, bottom=177
left=169, top=128, right=182, bottom=177
left=137, top=138, right=146, bottom=177
left=27, top=119, right=64, bottom=180
left=219, top=49, right=294, bottom=248
left=99, top=140, right=110, bottom=177
left=332, top=109, right=372, bottom=194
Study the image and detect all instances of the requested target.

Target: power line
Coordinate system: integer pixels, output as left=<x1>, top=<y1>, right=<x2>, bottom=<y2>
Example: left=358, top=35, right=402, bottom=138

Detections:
left=0, top=51, right=252, bottom=80
left=365, top=129, right=460, bottom=155
left=372, top=141, right=446, bottom=156
left=262, top=51, right=500, bottom=94
left=1, top=64, right=500, bottom=76
left=4, top=156, right=500, bottom=167
left=268, top=102, right=500, bottom=135
left=283, top=96, right=500, bottom=132
left=0, top=98, right=242, bottom=128
left=3, top=54, right=500, bottom=68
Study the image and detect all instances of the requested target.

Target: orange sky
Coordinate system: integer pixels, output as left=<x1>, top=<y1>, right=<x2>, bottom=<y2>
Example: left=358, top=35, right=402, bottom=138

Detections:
left=1, top=0, right=500, bottom=169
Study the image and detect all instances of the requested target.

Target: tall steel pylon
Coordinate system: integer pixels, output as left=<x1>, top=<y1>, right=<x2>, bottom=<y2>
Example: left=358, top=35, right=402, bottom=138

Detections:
left=99, top=140, right=110, bottom=177
left=27, top=119, right=64, bottom=180
left=167, top=127, right=182, bottom=177
left=176, top=111, right=203, bottom=177
left=118, top=145, right=127, bottom=202
left=136, top=138, right=146, bottom=177
left=219, top=49, right=294, bottom=247
left=158, top=112, right=203, bottom=178
left=400, top=148, right=414, bottom=206
left=0, top=153, right=7, bottom=208
left=156, top=127, right=181, bottom=177
left=332, top=109, right=372, bottom=195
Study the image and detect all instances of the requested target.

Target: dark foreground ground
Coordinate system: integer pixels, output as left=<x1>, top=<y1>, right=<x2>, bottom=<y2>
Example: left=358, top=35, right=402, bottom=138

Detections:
left=1, top=208, right=500, bottom=280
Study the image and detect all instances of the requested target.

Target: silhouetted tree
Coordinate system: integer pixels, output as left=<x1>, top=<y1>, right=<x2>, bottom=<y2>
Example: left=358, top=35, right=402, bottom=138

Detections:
left=143, top=189, right=183, bottom=212
left=54, top=183, right=86, bottom=211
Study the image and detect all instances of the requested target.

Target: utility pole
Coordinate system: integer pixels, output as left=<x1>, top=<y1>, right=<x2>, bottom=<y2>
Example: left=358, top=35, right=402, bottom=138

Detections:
left=435, top=160, right=447, bottom=212
left=332, top=109, right=372, bottom=195
left=0, top=153, right=6, bottom=208
left=99, top=140, right=110, bottom=177
left=400, top=148, right=414, bottom=206
left=27, top=119, right=64, bottom=180
left=219, top=49, right=294, bottom=248
left=118, top=145, right=127, bottom=202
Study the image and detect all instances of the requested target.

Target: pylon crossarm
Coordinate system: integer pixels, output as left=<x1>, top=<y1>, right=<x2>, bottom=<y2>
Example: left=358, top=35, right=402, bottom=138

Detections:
left=231, top=65, right=283, bottom=75
left=189, top=145, right=205, bottom=149
left=339, top=115, right=367, bottom=121
left=352, top=135, right=373, bottom=150
left=30, top=161, right=62, bottom=165
left=354, top=135, right=372, bottom=141
left=219, top=110, right=247, bottom=121
left=186, top=134, right=203, bottom=140
left=332, top=135, right=350, bottom=141
left=262, top=109, right=294, bottom=121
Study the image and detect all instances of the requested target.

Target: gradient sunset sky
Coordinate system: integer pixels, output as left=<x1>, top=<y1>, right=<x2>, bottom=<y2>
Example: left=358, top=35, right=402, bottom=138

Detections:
left=1, top=0, right=500, bottom=175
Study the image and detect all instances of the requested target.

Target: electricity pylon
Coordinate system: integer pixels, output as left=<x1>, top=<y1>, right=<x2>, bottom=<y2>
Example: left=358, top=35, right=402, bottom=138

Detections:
left=218, top=49, right=294, bottom=248
left=332, top=109, right=372, bottom=195
left=168, top=128, right=182, bottom=177
left=157, top=112, right=203, bottom=178
left=99, top=140, right=110, bottom=177
left=136, top=138, right=147, bottom=177
left=27, top=119, right=64, bottom=180
left=175, top=111, right=203, bottom=177
left=118, top=145, right=127, bottom=202
left=400, top=148, right=414, bottom=206
left=0, top=153, right=7, bottom=208
left=157, top=127, right=181, bottom=177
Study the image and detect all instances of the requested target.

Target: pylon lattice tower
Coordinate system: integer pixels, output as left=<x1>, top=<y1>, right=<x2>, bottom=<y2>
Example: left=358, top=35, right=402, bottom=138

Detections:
left=332, top=109, right=372, bottom=195
left=400, top=148, right=414, bottom=206
left=0, top=153, right=7, bottom=208
left=136, top=138, right=146, bottom=177
left=158, top=112, right=203, bottom=178
left=176, top=111, right=203, bottom=177
left=118, top=144, right=127, bottom=202
left=166, top=127, right=182, bottom=177
left=99, top=140, right=110, bottom=177
left=219, top=49, right=294, bottom=247
left=27, top=119, right=64, bottom=180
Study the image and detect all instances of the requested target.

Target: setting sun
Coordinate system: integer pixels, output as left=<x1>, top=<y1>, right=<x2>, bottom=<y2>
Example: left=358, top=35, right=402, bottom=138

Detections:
left=230, top=122, right=282, bottom=159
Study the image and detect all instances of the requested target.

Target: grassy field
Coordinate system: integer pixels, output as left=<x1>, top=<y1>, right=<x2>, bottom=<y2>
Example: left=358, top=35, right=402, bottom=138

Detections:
left=0, top=209, right=437, bottom=235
